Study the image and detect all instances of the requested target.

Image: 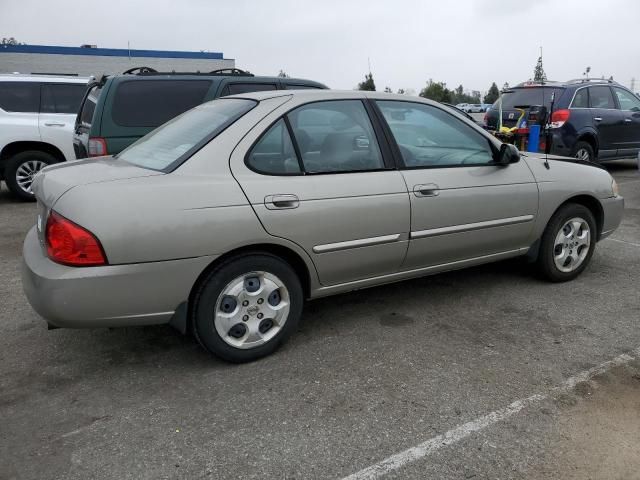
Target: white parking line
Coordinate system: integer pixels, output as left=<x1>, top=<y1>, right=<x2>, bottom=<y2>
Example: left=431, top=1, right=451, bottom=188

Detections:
left=341, top=348, right=640, bottom=480
left=605, top=237, right=640, bottom=248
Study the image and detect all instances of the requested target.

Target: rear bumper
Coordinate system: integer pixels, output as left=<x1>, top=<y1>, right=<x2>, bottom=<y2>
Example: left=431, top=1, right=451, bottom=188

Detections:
left=21, top=226, right=217, bottom=328
left=599, top=195, right=624, bottom=240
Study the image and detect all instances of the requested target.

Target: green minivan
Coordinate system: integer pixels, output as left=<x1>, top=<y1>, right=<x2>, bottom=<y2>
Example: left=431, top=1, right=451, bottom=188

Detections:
left=73, top=68, right=327, bottom=158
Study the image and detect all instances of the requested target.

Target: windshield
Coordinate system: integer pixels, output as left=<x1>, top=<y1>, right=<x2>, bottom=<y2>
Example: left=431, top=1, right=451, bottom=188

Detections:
left=117, top=98, right=256, bottom=171
left=498, top=87, right=565, bottom=109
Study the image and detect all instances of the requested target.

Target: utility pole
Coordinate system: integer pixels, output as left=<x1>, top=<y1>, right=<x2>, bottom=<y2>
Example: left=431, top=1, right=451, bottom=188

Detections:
left=632, top=77, right=636, bottom=92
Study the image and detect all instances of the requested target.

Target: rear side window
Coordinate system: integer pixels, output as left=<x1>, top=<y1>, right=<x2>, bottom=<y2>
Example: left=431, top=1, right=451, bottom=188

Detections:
left=500, top=87, right=565, bottom=109
left=246, top=119, right=302, bottom=174
left=220, top=83, right=278, bottom=97
left=41, top=83, right=86, bottom=114
left=117, top=98, right=256, bottom=171
left=571, top=88, right=589, bottom=108
left=283, top=84, right=322, bottom=90
left=112, top=80, right=212, bottom=127
left=0, top=82, right=40, bottom=112
left=589, top=86, right=615, bottom=109
left=79, top=85, right=101, bottom=126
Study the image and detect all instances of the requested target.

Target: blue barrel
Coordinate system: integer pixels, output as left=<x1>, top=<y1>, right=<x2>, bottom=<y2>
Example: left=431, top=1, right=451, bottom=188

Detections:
left=527, top=124, right=541, bottom=153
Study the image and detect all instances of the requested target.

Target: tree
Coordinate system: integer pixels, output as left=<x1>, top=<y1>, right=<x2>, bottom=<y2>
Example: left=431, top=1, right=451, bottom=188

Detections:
left=277, top=70, right=289, bottom=78
left=357, top=72, right=376, bottom=91
left=533, top=56, right=546, bottom=82
left=419, top=79, right=452, bottom=103
left=1, top=37, right=24, bottom=45
left=397, top=88, right=405, bottom=95
left=384, top=86, right=392, bottom=93
left=484, top=82, right=500, bottom=104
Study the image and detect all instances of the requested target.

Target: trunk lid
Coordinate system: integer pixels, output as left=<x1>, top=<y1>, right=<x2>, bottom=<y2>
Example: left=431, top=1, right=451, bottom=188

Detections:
left=33, top=157, right=162, bottom=208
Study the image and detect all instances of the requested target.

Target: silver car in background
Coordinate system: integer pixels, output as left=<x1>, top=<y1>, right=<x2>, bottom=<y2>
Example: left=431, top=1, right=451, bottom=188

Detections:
left=22, top=90, right=624, bottom=362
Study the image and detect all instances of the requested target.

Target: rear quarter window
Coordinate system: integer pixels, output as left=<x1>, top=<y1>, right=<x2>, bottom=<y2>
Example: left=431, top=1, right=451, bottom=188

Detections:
left=78, top=85, right=102, bottom=126
left=112, top=80, right=212, bottom=127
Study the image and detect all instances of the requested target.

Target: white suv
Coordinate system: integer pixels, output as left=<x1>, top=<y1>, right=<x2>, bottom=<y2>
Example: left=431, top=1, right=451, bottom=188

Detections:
left=0, top=74, right=88, bottom=200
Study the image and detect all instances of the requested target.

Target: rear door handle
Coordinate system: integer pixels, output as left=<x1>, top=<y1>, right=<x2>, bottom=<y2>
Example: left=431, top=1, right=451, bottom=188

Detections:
left=413, top=184, right=440, bottom=197
left=594, top=117, right=603, bottom=122
left=624, top=118, right=632, bottom=123
left=265, top=194, right=299, bottom=210
left=44, top=122, right=65, bottom=127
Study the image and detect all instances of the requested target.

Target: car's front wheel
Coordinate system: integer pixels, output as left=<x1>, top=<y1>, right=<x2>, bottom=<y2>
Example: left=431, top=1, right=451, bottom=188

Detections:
left=193, top=254, right=303, bottom=362
left=537, top=203, right=597, bottom=282
left=5, top=150, right=56, bottom=201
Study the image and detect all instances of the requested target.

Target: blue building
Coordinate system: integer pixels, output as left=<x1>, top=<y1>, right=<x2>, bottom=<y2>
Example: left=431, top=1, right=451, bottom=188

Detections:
left=0, top=44, right=235, bottom=76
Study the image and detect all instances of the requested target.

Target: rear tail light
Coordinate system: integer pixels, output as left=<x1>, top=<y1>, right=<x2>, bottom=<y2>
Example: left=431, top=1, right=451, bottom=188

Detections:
left=88, top=137, right=108, bottom=157
left=45, top=211, right=107, bottom=266
left=550, top=109, right=570, bottom=128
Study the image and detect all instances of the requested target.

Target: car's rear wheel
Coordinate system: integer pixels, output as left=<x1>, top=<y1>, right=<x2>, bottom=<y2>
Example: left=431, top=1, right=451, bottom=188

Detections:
left=5, top=150, right=56, bottom=201
left=537, top=203, right=596, bottom=282
left=572, top=141, right=595, bottom=162
left=193, top=254, right=303, bottom=363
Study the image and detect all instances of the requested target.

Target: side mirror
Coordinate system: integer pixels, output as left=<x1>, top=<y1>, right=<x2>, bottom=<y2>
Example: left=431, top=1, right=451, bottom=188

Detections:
left=495, top=143, right=520, bottom=166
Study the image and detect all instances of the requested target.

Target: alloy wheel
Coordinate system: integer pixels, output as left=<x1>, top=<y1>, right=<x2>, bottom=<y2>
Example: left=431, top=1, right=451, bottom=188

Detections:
left=15, top=160, right=47, bottom=195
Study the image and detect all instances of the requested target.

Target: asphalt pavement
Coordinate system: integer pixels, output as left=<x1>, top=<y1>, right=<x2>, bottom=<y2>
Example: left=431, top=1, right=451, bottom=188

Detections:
left=1, top=159, right=639, bottom=480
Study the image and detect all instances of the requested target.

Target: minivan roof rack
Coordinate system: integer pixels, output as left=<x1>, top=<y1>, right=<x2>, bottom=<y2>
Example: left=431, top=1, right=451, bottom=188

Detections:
left=119, top=67, right=254, bottom=77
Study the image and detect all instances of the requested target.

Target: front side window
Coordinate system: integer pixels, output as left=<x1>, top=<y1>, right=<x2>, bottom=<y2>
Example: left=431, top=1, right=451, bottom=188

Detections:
left=376, top=101, right=494, bottom=168
left=112, top=80, right=212, bottom=127
left=41, top=83, right=87, bottom=114
left=246, top=119, right=301, bottom=174
left=118, top=98, right=256, bottom=171
left=0, top=82, right=40, bottom=112
left=571, top=88, right=589, bottom=108
left=613, top=87, right=640, bottom=112
left=589, top=86, right=615, bottom=109
left=286, top=100, right=384, bottom=173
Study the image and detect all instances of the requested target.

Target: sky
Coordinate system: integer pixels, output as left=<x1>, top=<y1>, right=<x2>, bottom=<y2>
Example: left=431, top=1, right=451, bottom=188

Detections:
left=1, top=0, right=639, bottom=95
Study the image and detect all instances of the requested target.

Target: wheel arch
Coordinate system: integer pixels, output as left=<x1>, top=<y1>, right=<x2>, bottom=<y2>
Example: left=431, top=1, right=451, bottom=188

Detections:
left=554, top=194, right=604, bottom=238
left=0, top=141, right=66, bottom=166
left=575, top=131, right=599, bottom=156
left=170, top=242, right=315, bottom=335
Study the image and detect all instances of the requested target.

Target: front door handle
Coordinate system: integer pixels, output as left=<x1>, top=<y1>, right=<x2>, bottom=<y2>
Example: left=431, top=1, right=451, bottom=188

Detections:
left=413, top=184, right=440, bottom=197
left=265, top=194, right=299, bottom=210
left=593, top=117, right=603, bottom=122
left=44, top=122, right=65, bottom=127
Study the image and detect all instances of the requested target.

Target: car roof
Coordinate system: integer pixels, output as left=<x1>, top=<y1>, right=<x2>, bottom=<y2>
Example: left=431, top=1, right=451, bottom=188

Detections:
left=107, top=73, right=325, bottom=87
left=226, top=89, right=442, bottom=106
left=0, top=73, right=90, bottom=84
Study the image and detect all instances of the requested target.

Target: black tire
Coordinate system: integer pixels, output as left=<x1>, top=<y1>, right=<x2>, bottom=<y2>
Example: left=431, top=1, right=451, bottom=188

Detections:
left=193, top=254, right=304, bottom=363
left=5, top=150, right=56, bottom=201
left=571, top=140, right=595, bottom=163
left=537, top=203, right=597, bottom=282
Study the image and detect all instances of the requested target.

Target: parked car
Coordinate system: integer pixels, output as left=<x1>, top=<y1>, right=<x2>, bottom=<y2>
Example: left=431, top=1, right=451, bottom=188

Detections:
left=23, top=90, right=624, bottom=363
left=485, top=79, right=640, bottom=162
left=442, top=102, right=484, bottom=126
left=73, top=67, right=327, bottom=159
left=481, top=103, right=492, bottom=112
left=467, top=104, right=484, bottom=113
left=0, top=74, right=88, bottom=200
left=455, top=103, right=469, bottom=111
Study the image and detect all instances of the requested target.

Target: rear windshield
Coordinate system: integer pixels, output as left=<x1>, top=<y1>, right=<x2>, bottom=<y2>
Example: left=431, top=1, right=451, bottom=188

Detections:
left=499, top=87, right=565, bottom=109
left=117, top=98, right=256, bottom=171
left=78, top=85, right=102, bottom=126
left=112, top=79, right=212, bottom=127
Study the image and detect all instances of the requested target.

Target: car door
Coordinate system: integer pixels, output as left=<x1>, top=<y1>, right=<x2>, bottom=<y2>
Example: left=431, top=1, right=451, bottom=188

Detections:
left=0, top=81, right=41, bottom=147
left=230, top=99, right=410, bottom=286
left=39, top=83, right=87, bottom=161
left=612, top=86, right=640, bottom=157
left=373, top=100, right=539, bottom=269
left=588, top=85, right=624, bottom=159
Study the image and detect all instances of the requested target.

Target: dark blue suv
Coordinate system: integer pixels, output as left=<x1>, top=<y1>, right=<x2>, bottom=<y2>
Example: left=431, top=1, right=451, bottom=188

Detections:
left=485, top=79, right=640, bottom=162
